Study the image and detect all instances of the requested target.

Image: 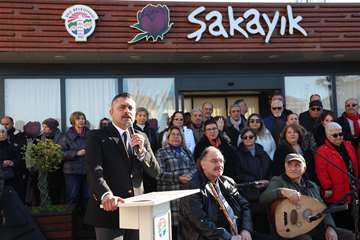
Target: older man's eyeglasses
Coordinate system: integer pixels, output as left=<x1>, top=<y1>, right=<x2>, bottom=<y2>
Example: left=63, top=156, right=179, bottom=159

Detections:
left=272, top=107, right=282, bottom=111
left=346, top=103, right=358, bottom=108
left=331, top=132, right=343, bottom=138
left=310, top=107, right=322, bottom=111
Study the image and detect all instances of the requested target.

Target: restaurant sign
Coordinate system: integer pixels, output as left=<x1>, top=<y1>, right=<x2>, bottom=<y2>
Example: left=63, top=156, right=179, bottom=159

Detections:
left=187, top=5, right=308, bottom=43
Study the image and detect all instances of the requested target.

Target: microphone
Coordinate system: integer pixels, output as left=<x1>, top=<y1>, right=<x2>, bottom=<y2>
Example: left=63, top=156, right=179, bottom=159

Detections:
left=307, top=204, right=348, bottom=222
left=128, top=124, right=141, bottom=157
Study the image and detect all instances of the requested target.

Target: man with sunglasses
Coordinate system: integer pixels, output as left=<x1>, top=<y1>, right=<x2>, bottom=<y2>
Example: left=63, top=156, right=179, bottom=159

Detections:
left=337, top=98, right=360, bottom=147
left=315, top=122, right=358, bottom=230
left=299, top=97, right=323, bottom=132
left=264, top=100, right=287, bottom=145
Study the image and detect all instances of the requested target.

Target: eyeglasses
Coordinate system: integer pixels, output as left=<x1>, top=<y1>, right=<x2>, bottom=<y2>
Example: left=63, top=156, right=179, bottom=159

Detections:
left=174, top=118, right=183, bottom=121
left=231, top=110, right=241, bottom=113
left=242, top=135, right=255, bottom=140
left=346, top=103, right=358, bottom=108
left=331, top=132, right=343, bottom=138
left=205, top=127, right=218, bottom=132
left=310, top=107, right=322, bottom=111
left=249, top=119, right=261, bottom=124
left=272, top=107, right=283, bottom=111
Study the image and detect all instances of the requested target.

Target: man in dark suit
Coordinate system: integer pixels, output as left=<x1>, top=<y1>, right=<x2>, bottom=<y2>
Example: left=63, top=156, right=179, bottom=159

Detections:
left=85, top=92, right=160, bottom=240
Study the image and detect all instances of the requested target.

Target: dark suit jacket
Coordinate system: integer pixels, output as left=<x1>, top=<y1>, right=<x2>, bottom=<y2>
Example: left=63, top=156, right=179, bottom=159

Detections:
left=84, top=124, right=160, bottom=228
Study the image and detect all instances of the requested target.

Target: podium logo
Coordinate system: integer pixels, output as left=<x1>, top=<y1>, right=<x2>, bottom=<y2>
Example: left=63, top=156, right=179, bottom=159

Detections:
left=156, top=217, right=168, bottom=239
left=62, top=5, right=98, bottom=42
left=129, top=4, right=173, bottom=44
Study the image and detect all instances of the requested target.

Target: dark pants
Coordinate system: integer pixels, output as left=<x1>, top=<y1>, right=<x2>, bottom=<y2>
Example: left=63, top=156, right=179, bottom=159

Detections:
left=64, top=174, right=89, bottom=209
left=95, top=227, right=139, bottom=240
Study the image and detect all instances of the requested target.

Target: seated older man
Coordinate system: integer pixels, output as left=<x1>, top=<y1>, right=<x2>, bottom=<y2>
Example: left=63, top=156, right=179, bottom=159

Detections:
left=315, top=122, right=358, bottom=230
left=180, top=146, right=273, bottom=240
left=260, top=153, right=354, bottom=240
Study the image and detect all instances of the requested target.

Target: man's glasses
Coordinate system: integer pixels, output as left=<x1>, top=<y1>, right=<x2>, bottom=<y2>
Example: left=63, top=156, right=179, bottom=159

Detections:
left=205, top=128, right=218, bottom=132
left=249, top=119, right=261, bottom=124
left=331, top=132, right=343, bottom=138
left=346, top=103, right=358, bottom=108
left=242, top=135, right=255, bottom=140
left=272, top=107, right=283, bottom=111
left=310, top=107, right=322, bottom=111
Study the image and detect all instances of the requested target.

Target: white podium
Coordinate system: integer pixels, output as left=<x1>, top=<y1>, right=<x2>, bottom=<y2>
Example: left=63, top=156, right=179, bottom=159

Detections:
left=118, top=189, right=199, bottom=240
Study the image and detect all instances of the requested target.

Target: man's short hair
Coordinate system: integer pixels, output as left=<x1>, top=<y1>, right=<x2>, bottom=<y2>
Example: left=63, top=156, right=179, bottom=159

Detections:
left=111, top=92, right=133, bottom=104
left=191, top=109, right=202, bottom=115
left=202, top=102, right=213, bottom=109
left=345, top=98, right=359, bottom=105
left=198, top=146, right=223, bottom=162
left=325, top=122, right=342, bottom=135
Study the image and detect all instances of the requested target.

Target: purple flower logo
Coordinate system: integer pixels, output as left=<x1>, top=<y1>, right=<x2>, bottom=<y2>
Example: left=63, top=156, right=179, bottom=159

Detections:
left=128, top=4, right=173, bottom=43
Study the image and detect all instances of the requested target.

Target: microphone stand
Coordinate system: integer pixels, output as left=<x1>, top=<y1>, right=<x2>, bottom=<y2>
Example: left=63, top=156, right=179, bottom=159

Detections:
left=315, top=150, right=360, bottom=240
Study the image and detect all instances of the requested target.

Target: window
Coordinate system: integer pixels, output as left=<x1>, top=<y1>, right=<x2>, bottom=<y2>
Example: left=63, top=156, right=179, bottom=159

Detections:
left=123, top=78, right=175, bottom=131
left=4, top=79, right=61, bottom=130
left=335, top=75, right=360, bottom=115
left=285, top=76, right=332, bottom=114
left=65, top=78, right=118, bottom=129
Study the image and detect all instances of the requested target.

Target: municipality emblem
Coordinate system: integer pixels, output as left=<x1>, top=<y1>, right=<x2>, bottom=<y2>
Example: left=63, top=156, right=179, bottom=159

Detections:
left=62, top=5, right=98, bottom=42
left=129, top=4, right=173, bottom=44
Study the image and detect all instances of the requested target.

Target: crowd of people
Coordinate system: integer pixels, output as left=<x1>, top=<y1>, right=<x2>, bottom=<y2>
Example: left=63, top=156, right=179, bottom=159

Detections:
left=1, top=91, right=360, bottom=240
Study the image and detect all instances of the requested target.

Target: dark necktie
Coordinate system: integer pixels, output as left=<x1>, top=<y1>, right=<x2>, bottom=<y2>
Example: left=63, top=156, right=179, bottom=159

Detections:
left=122, top=131, right=132, bottom=156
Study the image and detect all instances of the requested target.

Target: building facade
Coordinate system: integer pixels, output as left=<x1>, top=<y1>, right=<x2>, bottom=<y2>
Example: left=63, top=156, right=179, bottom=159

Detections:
left=0, top=1, right=360, bottom=130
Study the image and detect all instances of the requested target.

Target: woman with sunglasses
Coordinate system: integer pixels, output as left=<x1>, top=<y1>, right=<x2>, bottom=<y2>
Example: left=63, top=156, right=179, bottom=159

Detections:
left=315, top=122, right=358, bottom=230
left=230, top=127, right=272, bottom=233
left=159, top=111, right=196, bottom=153
left=272, top=124, right=316, bottom=182
left=312, top=110, right=337, bottom=147
left=238, top=113, right=276, bottom=160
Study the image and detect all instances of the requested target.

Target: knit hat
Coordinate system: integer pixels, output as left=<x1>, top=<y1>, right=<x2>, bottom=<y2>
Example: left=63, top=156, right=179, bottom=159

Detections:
left=24, top=121, right=41, bottom=138
left=309, top=100, right=323, bottom=108
left=42, top=118, right=59, bottom=131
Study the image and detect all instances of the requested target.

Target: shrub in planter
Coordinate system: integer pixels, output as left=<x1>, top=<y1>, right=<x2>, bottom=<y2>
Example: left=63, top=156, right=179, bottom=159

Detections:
left=24, top=139, right=64, bottom=208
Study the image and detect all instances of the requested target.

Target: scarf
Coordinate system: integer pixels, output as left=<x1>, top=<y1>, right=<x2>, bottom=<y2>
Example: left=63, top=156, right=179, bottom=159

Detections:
left=230, top=118, right=242, bottom=131
left=170, top=144, right=182, bottom=157
left=209, top=137, right=221, bottom=148
left=346, top=112, right=360, bottom=137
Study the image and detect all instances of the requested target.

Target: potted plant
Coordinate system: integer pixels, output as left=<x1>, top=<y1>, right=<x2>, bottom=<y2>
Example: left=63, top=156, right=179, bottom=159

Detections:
left=25, top=139, right=75, bottom=240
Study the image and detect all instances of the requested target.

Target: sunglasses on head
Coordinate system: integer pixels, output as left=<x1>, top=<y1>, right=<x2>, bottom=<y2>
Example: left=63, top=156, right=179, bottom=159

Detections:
left=346, top=103, right=358, bottom=108
left=272, top=107, right=282, bottom=110
left=249, top=119, right=261, bottom=123
left=242, top=135, right=254, bottom=140
left=310, top=107, right=322, bottom=111
left=331, top=132, right=343, bottom=138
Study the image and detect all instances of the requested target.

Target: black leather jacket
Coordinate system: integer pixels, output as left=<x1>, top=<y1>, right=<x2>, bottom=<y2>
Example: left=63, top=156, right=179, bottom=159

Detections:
left=179, top=171, right=253, bottom=240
